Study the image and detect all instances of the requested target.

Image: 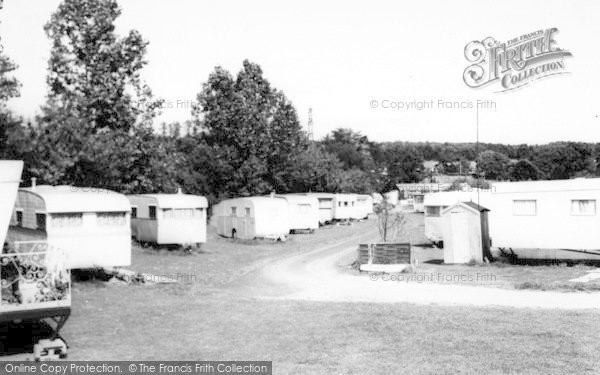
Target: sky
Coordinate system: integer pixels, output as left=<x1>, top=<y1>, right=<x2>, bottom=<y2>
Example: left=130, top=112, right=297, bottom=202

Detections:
left=1, top=0, right=599, bottom=144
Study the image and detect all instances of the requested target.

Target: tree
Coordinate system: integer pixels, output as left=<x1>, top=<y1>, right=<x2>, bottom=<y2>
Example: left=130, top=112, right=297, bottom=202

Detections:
left=532, top=143, right=590, bottom=180
left=510, top=159, right=542, bottom=181
left=286, top=143, right=343, bottom=193
left=43, top=0, right=155, bottom=132
left=477, top=150, right=510, bottom=180
left=336, top=168, right=375, bottom=194
left=382, top=144, right=424, bottom=189
left=194, top=60, right=308, bottom=196
left=33, top=0, right=162, bottom=187
left=322, top=128, right=375, bottom=171
left=374, top=196, right=407, bottom=243
left=0, top=0, right=23, bottom=160
left=0, top=1, right=18, bottom=104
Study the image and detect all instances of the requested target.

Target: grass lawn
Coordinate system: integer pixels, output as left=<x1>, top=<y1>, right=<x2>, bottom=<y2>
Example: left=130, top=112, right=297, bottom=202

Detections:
left=56, top=217, right=600, bottom=373
left=64, top=285, right=600, bottom=374
left=408, top=246, right=600, bottom=292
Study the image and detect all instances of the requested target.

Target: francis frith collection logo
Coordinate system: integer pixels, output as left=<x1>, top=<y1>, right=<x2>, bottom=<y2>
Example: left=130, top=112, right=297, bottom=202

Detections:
left=463, top=28, right=572, bottom=92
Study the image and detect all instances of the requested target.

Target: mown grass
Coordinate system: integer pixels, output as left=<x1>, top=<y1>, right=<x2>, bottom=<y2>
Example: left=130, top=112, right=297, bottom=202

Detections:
left=63, top=285, right=600, bottom=374
left=9, top=215, right=598, bottom=373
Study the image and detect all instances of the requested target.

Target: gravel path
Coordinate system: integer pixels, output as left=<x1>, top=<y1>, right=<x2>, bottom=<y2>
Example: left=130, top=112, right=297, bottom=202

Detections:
left=257, top=225, right=600, bottom=310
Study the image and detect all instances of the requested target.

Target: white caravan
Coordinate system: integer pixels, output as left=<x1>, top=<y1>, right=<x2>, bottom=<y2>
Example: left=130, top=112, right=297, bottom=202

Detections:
left=214, top=196, right=290, bottom=240
left=128, top=192, right=208, bottom=247
left=0, top=161, right=23, bottom=246
left=276, top=195, right=319, bottom=233
left=356, top=194, right=374, bottom=219
left=10, top=184, right=131, bottom=269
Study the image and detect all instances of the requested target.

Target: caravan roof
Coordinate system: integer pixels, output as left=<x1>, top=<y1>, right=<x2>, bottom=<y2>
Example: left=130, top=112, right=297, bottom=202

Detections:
left=275, top=194, right=318, bottom=205
left=133, top=194, right=208, bottom=209
left=20, top=185, right=130, bottom=213
left=424, top=191, right=476, bottom=206
left=490, top=178, right=600, bottom=194
left=305, top=192, right=336, bottom=199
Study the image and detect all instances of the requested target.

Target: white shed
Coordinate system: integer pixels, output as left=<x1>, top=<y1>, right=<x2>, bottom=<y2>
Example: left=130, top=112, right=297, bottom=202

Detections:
left=305, top=193, right=336, bottom=225
left=333, top=193, right=357, bottom=221
left=214, top=196, right=290, bottom=240
left=0, top=161, right=23, bottom=246
left=424, top=191, right=478, bottom=246
left=356, top=194, right=374, bottom=219
left=128, top=192, right=208, bottom=247
left=10, top=184, right=131, bottom=269
left=441, top=202, right=491, bottom=264
left=275, top=194, right=319, bottom=233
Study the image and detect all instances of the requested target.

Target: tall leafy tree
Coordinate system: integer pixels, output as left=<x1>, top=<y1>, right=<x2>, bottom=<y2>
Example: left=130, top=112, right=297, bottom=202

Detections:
left=34, top=0, right=164, bottom=188
left=286, top=143, right=343, bottom=193
left=322, top=128, right=375, bottom=171
left=194, top=60, right=307, bottom=196
left=43, top=0, right=150, bottom=132
left=0, top=0, right=23, bottom=160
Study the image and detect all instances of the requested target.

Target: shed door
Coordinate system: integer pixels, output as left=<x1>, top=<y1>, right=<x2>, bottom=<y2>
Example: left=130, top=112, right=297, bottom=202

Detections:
left=450, top=210, right=470, bottom=263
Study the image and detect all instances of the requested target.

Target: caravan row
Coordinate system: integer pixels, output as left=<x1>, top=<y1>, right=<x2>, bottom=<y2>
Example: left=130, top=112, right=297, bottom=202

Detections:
left=423, top=178, right=600, bottom=256
left=7, top=182, right=208, bottom=269
left=212, top=193, right=374, bottom=241
left=1, top=163, right=374, bottom=269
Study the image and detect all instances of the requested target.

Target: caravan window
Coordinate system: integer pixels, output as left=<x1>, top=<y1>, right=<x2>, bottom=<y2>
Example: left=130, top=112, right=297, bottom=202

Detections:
left=319, top=199, right=331, bottom=209
left=16, top=210, right=23, bottom=227
left=344, top=201, right=348, bottom=207
left=571, top=200, right=596, bottom=216
left=231, top=207, right=237, bottom=216
left=513, top=200, right=537, bottom=216
left=245, top=207, right=251, bottom=216
left=149, top=206, right=157, bottom=220
left=51, top=213, right=83, bottom=228
left=97, top=212, right=126, bottom=226
left=131, top=207, right=137, bottom=219
left=36, top=213, right=46, bottom=231
left=163, top=208, right=195, bottom=219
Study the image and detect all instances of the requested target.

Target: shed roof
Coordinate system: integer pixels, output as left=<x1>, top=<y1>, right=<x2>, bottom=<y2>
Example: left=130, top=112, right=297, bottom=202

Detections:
left=20, top=185, right=130, bottom=213
left=132, top=194, right=208, bottom=209
left=441, top=201, right=489, bottom=215
left=462, top=201, right=490, bottom=212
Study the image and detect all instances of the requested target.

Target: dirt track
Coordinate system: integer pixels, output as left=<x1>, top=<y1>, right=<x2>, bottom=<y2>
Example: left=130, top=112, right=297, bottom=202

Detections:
left=253, top=222, right=600, bottom=310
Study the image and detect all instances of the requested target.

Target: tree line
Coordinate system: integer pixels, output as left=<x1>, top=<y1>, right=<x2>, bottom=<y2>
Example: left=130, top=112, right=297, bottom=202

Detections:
left=0, top=0, right=598, bottom=205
